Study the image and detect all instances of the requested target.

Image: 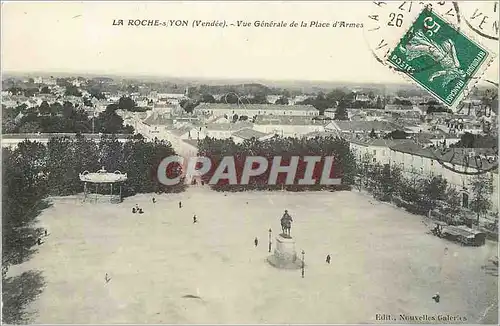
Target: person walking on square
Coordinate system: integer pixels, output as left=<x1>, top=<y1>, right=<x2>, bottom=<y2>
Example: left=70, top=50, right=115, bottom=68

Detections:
left=152, top=197, right=156, bottom=204
left=326, top=254, right=331, bottom=264
left=179, top=201, right=182, bottom=209
left=193, top=214, right=197, bottom=224
left=254, top=237, right=258, bottom=247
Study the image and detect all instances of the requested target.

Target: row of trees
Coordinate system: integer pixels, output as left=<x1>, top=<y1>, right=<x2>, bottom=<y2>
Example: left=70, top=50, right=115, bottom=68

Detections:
left=197, top=135, right=356, bottom=192
left=2, top=135, right=185, bottom=322
left=4, top=103, right=134, bottom=134
left=3, top=134, right=186, bottom=264
left=356, top=153, right=495, bottom=226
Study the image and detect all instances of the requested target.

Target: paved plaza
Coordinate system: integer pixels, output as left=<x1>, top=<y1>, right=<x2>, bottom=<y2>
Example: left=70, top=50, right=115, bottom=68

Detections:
left=10, top=187, right=498, bottom=324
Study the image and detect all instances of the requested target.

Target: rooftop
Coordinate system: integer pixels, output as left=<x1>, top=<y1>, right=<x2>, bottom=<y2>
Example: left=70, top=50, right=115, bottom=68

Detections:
left=389, top=143, right=497, bottom=169
left=205, top=121, right=254, bottom=131
left=194, top=103, right=318, bottom=112
left=231, top=128, right=269, bottom=140
left=330, top=120, right=402, bottom=132
left=254, top=115, right=327, bottom=125
left=143, top=114, right=174, bottom=126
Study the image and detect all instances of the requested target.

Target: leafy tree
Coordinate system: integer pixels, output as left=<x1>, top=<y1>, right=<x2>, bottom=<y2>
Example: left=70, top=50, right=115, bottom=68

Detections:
left=40, top=86, right=50, bottom=94
left=95, top=104, right=133, bottom=134
left=421, top=175, right=448, bottom=212
left=384, top=130, right=409, bottom=139
left=2, top=142, right=47, bottom=269
left=334, top=101, right=349, bottom=120
left=369, top=128, right=377, bottom=138
left=199, top=94, right=216, bottom=103
left=49, top=102, right=63, bottom=116
left=220, top=93, right=240, bottom=104
left=469, top=174, right=494, bottom=225
left=18, top=121, right=40, bottom=133
left=118, top=97, right=136, bottom=111
left=65, top=85, right=82, bottom=97
left=179, top=98, right=200, bottom=113
left=46, top=137, right=78, bottom=195
left=38, top=101, right=51, bottom=115
left=376, top=96, right=383, bottom=109
left=275, top=96, right=289, bottom=105
left=197, top=135, right=355, bottom=192
left=89, top=89, right=106, bottom=100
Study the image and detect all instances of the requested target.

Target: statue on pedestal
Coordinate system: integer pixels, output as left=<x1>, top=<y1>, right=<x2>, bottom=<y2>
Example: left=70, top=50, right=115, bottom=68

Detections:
left=280, top=210, right=293, bottom=238
left=268, top=209, right=301, bottom=269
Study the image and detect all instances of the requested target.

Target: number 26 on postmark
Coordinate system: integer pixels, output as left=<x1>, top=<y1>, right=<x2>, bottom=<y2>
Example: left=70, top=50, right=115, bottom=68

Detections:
left=386, top=7, right=496, bottom=110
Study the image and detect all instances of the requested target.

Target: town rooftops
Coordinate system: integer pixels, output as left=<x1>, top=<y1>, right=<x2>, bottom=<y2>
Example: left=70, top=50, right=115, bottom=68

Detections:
left=194, top=103, right=318, bottom=112
left=329, top=120, right=402, bottom=132
left=348, top=136, right=413, bottom=148
left=303, top=131, right=340, bottom=138
left=205, top=121, right=254, bottom=131
left=389, top=142, right=497, bottom=169
left=143, top=114, right=174, bottom=126
left=231, top=128, right=269, bottom=140
left=254, top=115, right=326, bottom=125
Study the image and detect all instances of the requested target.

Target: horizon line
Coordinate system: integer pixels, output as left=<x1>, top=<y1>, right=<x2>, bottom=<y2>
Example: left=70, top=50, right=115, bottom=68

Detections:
left=2, top=70, right=417, bottom=86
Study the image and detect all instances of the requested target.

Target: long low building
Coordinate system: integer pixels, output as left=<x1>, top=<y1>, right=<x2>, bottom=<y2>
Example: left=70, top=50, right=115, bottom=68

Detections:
left=349, top=136, right=498, bottom=212
left=1, top=133, right=133, bottom=148
left=193, top=103, right=319, bottom=117
left=253, top=115, right=327, bottom=137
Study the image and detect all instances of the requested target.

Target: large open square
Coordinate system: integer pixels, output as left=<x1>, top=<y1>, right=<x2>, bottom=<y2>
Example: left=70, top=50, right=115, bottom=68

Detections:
left=10, top=187, right=498, bottom=324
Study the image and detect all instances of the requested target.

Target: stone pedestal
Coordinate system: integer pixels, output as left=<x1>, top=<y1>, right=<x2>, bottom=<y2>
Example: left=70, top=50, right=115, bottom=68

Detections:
left=267, top=234, right=303, bottom=269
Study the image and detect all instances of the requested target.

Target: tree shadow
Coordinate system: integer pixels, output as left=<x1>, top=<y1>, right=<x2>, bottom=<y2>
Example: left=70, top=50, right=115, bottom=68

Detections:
left=2, top=270, right=46, bottom=324
left=3, top=200, right=52, bottom=266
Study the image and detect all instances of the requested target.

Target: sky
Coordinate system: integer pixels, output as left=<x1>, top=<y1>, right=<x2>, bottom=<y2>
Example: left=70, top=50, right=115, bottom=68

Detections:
left=1, top=1, right=498, bottom=84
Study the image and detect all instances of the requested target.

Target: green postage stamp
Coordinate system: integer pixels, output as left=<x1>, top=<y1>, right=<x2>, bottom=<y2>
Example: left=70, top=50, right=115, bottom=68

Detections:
left=386, top=7, right=495, bottom=110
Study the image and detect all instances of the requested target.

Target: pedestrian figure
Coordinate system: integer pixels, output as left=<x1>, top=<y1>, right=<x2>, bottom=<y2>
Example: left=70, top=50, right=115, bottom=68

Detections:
left=105, top=273, right=111, bottom=283
left=44, top=229, right=48, bottom=237
left=132, top=207, right=136, bottom=214
left=37, top=238, right=42, bottom=246
left=432, top=292, right=440, bottom=303
left=301, top=267, right=305, bottom=278
left=193, top=215, right=197, bottom=223
left=326, top=254, right=331, bottom=264
left=254, top=237, right=258, bottom=247
left=179, top=201, right=182, bottom=208
left=152, top=197, right=156, bottom=204
left=138, top=208, right=144, bottom=214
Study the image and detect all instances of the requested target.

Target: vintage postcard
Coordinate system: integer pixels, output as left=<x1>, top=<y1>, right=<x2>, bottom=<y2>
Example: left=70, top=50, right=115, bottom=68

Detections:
left=1, top=1, right=498, bottom=324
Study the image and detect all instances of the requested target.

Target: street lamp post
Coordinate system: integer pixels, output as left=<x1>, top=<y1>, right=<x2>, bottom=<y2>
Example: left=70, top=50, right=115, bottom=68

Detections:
left=301, top=250, right=305, bottom=278
left=268, top=228, right=272, bottom=253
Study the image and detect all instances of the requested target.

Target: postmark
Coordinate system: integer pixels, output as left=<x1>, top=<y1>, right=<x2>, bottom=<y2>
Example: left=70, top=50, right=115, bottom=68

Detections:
left=456, top=1, right=499, bottom=86
left=363, top=1, right=460, bottom=72
left=457, top=1, right=499, bottom=41
left=386, top=7, right=495, bottom=110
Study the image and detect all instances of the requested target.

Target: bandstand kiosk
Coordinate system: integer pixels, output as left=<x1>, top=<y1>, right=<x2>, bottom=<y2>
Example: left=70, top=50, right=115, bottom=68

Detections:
left=79, top=167, right=128, bottom=203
